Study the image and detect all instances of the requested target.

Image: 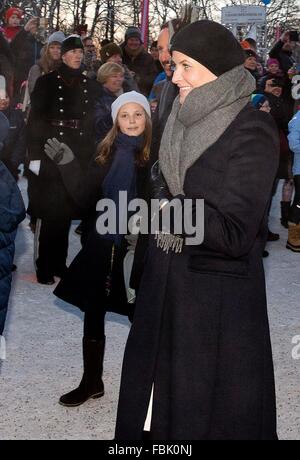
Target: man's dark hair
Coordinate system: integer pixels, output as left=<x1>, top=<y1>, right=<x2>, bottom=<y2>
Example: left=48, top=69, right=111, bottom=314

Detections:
left=100, top=38, right=111, bottom=47
left=82, top=36, right=93, bottom=45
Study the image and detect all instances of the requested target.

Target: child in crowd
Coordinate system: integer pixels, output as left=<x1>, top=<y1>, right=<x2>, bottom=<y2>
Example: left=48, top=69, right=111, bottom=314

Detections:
left=43, top=91, right=151, bottom=406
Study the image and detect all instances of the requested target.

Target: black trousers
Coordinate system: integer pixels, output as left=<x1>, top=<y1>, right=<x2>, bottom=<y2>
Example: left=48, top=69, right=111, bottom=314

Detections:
left=84, top=309, right=106, bottom=340
left=35, top=217, right=71, bottom=277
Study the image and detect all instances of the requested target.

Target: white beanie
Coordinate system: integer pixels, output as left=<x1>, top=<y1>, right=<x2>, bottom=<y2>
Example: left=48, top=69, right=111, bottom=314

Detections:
left=111, top=91, right=151, bottom=123
left=47, top=31, right=66, bottom=45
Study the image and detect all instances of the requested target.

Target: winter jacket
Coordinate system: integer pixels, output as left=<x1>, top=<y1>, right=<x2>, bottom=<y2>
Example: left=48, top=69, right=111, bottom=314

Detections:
left=0, top=107, right=26, bottom=180
left=0, top=154, right=25, bottom=335
left=9, top=28, right=43, bottom=99
left=269, top=40, right=295, bottom=74
left=0, top=32, right=14, bottom=98
left=94, top=86, right=117, bottom=143
left=288, top=110, right=300, bottom=175
left=120, top=44, right=157, bottom=96
left=26, top=63, right=99, bottom=220
left=53, top=133, right=148, bottom=317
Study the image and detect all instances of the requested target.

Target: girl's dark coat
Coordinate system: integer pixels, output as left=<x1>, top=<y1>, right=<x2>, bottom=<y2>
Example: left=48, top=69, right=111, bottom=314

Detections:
left=53, top=138, right=148, bottom=316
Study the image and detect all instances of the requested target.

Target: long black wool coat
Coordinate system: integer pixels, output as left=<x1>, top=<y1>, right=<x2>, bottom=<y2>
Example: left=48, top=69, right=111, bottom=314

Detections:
left=115, top=104, right=280, bottom=440
left=26, top=64, right=99, bottom=220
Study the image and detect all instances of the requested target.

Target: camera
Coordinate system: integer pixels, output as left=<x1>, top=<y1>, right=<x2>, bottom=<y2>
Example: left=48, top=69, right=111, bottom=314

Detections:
left=38, top=18, right=49, bottom=29
left=289, top=30, right=299, bottom=42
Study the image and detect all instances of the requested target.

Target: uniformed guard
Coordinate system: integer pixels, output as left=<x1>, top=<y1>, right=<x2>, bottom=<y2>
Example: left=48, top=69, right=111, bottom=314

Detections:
left=27, top=35, right=98, bottom=285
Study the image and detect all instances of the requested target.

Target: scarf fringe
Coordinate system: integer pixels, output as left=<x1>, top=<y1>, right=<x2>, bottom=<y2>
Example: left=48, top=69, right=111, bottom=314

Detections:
left=155, top=231, right=184, bottom=254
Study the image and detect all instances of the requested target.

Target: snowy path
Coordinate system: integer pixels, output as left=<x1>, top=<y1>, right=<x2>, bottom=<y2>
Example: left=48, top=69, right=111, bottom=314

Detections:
left=0, top=178, right=299, bottom=440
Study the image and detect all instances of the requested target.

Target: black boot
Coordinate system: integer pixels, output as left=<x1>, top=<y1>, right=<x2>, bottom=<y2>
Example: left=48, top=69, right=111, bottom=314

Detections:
left=59, top=337, right=105, bottom=407
left=280, top=201, right=291, bottom=228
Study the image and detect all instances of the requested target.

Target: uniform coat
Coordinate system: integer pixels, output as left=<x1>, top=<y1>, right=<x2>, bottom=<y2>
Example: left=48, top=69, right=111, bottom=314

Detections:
left=115, top=104, right=279, bottom=440
left=27, top=63, right=99, bottom=220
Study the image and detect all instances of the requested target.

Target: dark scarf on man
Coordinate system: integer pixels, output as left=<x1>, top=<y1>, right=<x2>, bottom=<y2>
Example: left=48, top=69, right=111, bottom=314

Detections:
left=159, top=65, right=256, bottom=197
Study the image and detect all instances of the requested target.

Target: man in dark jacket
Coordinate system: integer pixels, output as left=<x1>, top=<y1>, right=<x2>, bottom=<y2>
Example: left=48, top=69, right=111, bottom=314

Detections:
left=120, top=27, right=157, bottom=96
left=0, top=31, right=14, bottom=98
left=0, top=112, right=25, bottom=359
left=269, top=31, right=297, bottom=74
left=27, top=35, right=99, bottom=285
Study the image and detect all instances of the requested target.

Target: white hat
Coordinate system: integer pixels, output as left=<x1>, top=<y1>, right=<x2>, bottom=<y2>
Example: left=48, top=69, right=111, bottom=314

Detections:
left=111, top=91, right=151, bottom=123
left=47, top=31, right=65, bottom=44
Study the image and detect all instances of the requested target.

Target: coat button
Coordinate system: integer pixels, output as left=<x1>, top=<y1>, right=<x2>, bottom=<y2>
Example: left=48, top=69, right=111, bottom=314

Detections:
left=59, top=97, right=63, bottom=101
left=79, top=132, right=83, bottom=136
left=59, top=132, right=64, bottom=136
left=84, top=89, right=87, bottom=93
left=58, top=86, right=62, bottom=89
left=83, top=112, right=86, bottom=115
left=85, top=100, right=88, bottom=103
left=60, top=109, right=64, bottom=113
left=83, top=79, right=87, bottom=83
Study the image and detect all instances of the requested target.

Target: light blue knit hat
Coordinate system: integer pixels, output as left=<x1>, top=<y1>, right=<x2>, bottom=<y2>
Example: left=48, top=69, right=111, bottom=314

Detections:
left=47, top=31, right=65, bottom=44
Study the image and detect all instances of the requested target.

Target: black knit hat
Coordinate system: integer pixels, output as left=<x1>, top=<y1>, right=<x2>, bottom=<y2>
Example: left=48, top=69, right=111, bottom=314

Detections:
left=125, top=26, right=142, bottom=43
left=100, top=43, right=122, bottom=63
left=170, top=20, right=245, bottom=77
left=61, top=35, right=84, bottom=55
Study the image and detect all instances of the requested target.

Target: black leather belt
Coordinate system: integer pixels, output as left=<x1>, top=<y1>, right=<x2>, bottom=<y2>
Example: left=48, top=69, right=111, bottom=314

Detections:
left=50, top=119, right=82, bottom=129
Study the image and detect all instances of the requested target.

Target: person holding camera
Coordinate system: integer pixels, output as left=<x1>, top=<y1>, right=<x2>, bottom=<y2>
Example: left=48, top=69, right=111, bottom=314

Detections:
left=269, top=30, right=299, bottom=73
left=269, top=31, right=298, bottom=75
left=2, top=7, right=43, bottom=101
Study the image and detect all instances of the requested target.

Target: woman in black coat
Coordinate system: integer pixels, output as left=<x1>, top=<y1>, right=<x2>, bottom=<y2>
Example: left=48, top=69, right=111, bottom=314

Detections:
left=115, top=21, right=279, bottom=440
left=44, top=91, right=152, bottom=407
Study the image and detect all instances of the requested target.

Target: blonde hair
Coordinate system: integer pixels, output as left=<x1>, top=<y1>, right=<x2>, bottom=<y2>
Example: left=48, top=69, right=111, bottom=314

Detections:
left=38, top=43, right=62, bottom=74
left=97, top=62, right=124, bottom=84
left=96, top=111, right=152, bottom=167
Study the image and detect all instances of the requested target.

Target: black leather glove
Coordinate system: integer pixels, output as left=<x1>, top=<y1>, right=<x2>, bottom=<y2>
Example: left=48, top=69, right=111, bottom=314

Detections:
left=150, top=160, right=171, bottom=201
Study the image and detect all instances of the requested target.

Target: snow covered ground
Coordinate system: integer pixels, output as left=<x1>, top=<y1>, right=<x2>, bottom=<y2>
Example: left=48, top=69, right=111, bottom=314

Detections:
left=0, top=178, right=299, bottom=440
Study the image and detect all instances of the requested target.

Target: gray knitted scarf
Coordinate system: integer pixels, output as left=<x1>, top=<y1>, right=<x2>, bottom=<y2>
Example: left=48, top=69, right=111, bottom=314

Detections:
left=159, top=65, right=256, bottom=196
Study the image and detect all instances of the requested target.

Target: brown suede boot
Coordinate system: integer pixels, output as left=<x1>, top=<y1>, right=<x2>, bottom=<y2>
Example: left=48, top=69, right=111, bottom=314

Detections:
left=59, top=337, right=105, bottom=407
left=286, top=223, right=300, bottom=252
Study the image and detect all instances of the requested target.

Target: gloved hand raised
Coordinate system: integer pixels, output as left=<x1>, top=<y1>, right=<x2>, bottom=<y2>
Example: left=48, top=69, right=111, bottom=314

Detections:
left=44, top=138, right=75, bottom=165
